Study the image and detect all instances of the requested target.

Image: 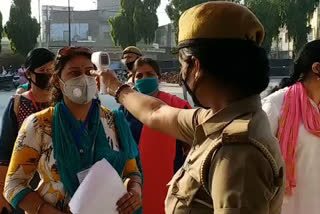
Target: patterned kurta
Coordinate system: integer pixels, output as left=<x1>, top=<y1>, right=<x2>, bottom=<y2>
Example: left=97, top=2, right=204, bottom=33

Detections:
left=4, top=106, right=140, bottom=211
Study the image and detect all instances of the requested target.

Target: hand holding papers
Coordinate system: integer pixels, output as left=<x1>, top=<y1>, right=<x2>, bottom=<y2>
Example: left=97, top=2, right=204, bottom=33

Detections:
left=69, top=159, right=127, bottom=214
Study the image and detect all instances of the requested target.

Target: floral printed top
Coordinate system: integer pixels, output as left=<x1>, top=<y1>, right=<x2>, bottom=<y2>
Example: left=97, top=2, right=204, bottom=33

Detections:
left=4, top=106, right=140, bottom=211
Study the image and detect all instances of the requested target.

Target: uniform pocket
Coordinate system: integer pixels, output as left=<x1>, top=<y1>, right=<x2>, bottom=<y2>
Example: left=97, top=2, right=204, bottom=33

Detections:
left=172, top=170, right=201, bottom=206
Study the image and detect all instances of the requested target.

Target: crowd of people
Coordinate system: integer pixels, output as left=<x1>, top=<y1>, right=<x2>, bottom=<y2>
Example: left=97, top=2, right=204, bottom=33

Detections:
left=0, top=1, right=319, bottom=214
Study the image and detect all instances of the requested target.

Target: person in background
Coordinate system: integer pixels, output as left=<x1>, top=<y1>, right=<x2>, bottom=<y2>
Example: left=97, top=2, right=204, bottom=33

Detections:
left=0, top=48, right=55, bottom=214
left=16, top=83, right=30, bottom=94
left=4, top=47, right=143, bottom=214
left=93, top=2, right=285, bottom=213
left=18, top=65, right=28, bottom=85
left=262, top=40, right=320, bottom=214
left=121, top=46, right=142, bottom=84
left=16, top=65, right=30, bottom=94
left=120, top=57, right=191, bottom=214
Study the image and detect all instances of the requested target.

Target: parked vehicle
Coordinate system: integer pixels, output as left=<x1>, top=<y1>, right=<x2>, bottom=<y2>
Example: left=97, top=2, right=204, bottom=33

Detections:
left=0, top=75, right=15, bottom=91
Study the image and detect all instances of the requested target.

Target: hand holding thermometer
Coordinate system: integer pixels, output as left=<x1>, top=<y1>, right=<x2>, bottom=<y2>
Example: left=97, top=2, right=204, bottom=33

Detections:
left=91, top=51, right=110, bottom=94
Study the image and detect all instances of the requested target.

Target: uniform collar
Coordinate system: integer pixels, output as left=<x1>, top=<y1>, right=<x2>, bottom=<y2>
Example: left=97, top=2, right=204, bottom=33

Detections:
left=199, top=95, right=262, bottom=137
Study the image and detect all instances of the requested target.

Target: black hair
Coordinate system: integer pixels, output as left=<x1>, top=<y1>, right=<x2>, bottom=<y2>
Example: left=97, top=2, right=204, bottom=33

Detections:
left=179, top=39, right=270, bottom=96
left=275, top=40, right=320, bottom=92
left=25, top=48, right=55, bottom=72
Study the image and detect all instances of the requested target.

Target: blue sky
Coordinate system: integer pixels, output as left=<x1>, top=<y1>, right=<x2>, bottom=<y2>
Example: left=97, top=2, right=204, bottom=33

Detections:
left=1, top=0, right=171, bottom=26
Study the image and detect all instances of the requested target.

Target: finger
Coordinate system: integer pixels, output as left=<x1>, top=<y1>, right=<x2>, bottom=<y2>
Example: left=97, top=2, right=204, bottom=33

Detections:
left=90, top=70, right=102, bottom=76
left=117, top=196, right=136, bottom=213
left=116, top=193, right=132, bottom=207
left=118, top=196, right=140, bottom=214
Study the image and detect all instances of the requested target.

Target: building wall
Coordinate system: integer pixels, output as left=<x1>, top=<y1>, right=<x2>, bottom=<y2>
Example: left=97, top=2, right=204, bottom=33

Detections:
left=97, top=0, right=120, bottom=10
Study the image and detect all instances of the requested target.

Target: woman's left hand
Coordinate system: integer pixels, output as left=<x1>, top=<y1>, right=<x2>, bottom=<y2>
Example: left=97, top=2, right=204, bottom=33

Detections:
left=116, top=189, right=142, bottom=214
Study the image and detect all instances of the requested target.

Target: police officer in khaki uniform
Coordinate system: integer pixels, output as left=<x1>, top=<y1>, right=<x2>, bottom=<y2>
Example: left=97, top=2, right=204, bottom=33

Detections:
left=94, top=2, right=285, bottom=214
left=122, top=46, right=143, bottom=83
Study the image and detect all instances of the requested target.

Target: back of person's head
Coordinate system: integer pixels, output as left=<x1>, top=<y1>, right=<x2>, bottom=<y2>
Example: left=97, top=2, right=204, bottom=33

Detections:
left=132, top=57, right=161, bottom=82
left=177, top=2, right=269, bottom=97
left=25, top=48, right=55, bottom=72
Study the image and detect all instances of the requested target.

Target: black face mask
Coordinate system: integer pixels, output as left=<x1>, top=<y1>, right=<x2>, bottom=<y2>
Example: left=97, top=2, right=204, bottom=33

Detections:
left=180, top=72, right=209, bottom=109
left=29, top=71, right=51, bottom=90
left=126, top=61, right=135, bottom=71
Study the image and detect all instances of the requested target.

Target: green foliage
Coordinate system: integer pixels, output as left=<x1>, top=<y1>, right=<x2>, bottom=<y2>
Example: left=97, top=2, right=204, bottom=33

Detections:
left=279, top=0, right=319, bottom=55
left=5, top=0, right=40, bottom=56
left=166, top=0, right=320, bottom=54
left=0, top=12, right=3, bottom=53
left=245, top=0, right=281, bottom=53
left=109, top=0, right=161, bottom=49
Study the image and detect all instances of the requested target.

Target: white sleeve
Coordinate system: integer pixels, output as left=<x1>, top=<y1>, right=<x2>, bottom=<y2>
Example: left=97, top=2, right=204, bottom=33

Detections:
left=262, top=99, right=281, bottom=136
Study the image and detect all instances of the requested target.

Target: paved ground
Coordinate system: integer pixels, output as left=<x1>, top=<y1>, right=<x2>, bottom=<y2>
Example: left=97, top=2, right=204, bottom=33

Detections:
left=0, top=79, right=281, bottom=129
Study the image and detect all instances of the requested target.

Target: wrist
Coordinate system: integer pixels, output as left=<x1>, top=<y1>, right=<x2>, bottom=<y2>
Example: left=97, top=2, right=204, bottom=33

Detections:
left=115, top=84, right=131, bottom=103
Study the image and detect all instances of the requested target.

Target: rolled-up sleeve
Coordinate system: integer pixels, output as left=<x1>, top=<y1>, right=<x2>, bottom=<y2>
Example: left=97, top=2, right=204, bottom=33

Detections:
left=0, top=98, right=19, bottom=164
left=209, top=144, right=274, bottom=214
left=176, top=109, right=198, bottom=144
left=4, top=114, right=41, bottom=208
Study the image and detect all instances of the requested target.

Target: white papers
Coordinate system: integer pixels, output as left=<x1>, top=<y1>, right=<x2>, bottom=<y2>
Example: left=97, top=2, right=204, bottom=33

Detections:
left=69, top=159, right=127, bottom=214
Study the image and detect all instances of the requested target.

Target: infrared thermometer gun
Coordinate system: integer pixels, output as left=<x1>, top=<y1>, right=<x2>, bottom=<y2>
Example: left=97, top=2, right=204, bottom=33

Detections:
left=91, top=51, right=110, bottom=94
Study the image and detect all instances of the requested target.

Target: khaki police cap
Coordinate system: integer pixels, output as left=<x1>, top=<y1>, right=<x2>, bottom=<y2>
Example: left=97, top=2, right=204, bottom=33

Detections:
left=178, top=1, right=265, bottom=47
left=122, top=46, right=143, bottom=58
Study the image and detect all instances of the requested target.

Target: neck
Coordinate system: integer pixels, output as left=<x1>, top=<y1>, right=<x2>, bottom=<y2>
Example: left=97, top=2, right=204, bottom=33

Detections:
left=63, top=97, right=93, bottom=121
left=303, top=79, right=320, bottom=105
left=30, top=86, right=50, bottom=103
left=199, top=84, right=244, bottom=113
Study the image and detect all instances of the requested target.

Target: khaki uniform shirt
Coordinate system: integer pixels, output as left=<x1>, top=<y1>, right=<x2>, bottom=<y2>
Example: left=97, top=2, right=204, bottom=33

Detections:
left=165, top=95, right=285, bottom=214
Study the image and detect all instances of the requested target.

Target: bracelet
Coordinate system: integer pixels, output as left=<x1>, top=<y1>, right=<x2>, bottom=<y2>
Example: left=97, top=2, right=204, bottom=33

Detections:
left=129, top=180, right=143, bottom=189
left=115, top=84, right=130, bottom=103
left=36, top=201, right=46, bottom=214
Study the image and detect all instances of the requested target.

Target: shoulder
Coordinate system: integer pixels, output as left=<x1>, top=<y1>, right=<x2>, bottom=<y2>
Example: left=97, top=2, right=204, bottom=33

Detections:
left=220, top=111, right=284, bottom=178
left=262, top=87, right=288, bottom=110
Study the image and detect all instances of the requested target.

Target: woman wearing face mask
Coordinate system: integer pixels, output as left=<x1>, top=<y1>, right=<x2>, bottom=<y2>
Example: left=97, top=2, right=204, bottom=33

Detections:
left=262, top=40, right=320, bottom=214
left=0, top=48, right=55, bottom=214
left=4, top=47, right=143, bottom=214
left=120, top=57, right=191, bottom=214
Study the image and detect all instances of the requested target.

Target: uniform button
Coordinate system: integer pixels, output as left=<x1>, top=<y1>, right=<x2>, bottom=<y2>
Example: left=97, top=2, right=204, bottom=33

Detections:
left=172, top=185, right=179, bottom=194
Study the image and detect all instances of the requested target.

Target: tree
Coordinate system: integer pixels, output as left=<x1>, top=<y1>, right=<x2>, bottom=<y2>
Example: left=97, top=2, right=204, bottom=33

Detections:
left=280, top=0, right=319, bottom=55
left=166, top=0, right=240, bottom=44
left=5, top=0, right=40, bottom=56
left=245, top=0, right=281, bottom=53
left=0, top=12, right=3, bottom=53
left=109, top=0, right=160, bottom=49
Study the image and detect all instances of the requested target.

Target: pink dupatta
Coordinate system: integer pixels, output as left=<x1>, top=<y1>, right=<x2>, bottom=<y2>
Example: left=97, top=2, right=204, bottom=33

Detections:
left=277, top=82, right=320, bottom=195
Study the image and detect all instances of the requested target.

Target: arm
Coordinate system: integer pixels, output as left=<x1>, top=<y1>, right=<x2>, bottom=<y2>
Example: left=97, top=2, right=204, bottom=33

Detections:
left=4, top=115, right=63, bottom=214
left=209, top=144, right=274, bottom=214
left=0, top=98, right=19, bottom=212
left=261, top=100, right=280, bottom=136
left=117, top=159, right=142, bottom=214
left=0, top=98, right=19, bottom=165
left=93, top=70, right=194, bottom=142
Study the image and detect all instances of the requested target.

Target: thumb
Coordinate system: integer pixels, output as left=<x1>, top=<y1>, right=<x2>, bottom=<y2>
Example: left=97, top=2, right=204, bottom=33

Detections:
left=90, top=70, right=102, bottom=76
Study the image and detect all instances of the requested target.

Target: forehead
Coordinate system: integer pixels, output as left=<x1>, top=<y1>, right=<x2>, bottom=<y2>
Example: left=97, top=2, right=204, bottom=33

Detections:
left=123, top=53, right=138, bottom=59
left=135, top=64, right=156, bottom=73
left=36, top=61, right=54, bottom=69
left=64, top=55, right=93, bottom=69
